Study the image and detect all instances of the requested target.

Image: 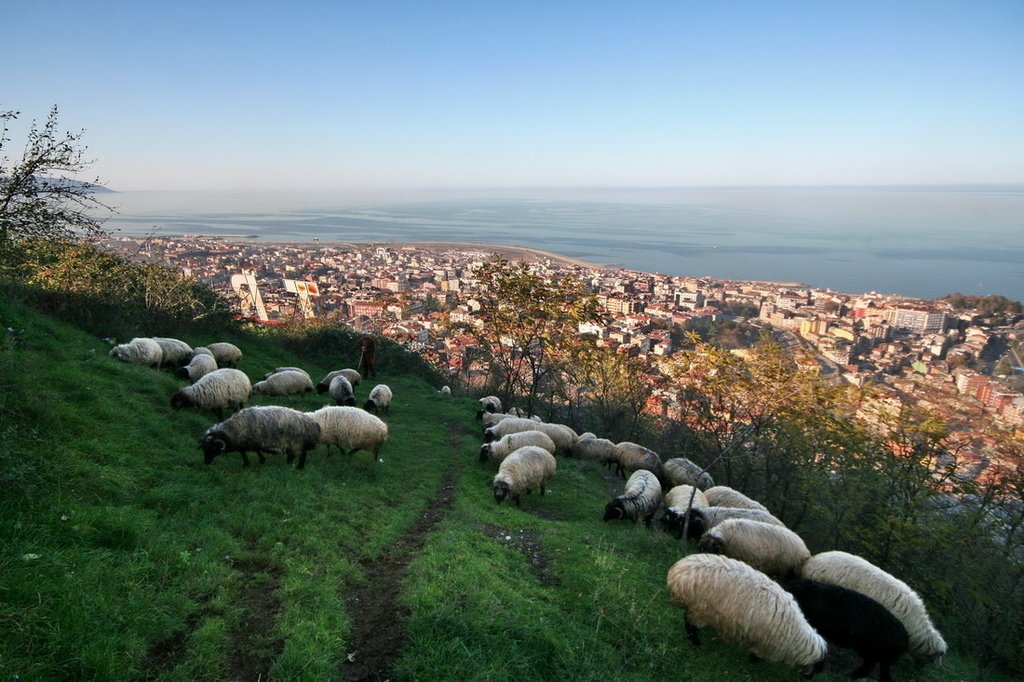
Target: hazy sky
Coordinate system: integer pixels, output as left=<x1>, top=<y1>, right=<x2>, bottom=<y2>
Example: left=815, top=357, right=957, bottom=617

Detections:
left=3, top=1, right=1022, bottom=192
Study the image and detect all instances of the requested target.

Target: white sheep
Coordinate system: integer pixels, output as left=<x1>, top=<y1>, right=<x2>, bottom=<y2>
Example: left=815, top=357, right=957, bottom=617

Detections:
left=170, top=368, right=252, bottom=420
left=205, top=342, right=242, bottom=367
left=479, top=430, right=557, bottom=463
left=698, top=518, right=811, bottom=581
left=666, top=553, right=827, bottom=675
left=192, top=346, right=214, bottom=358
left=683, top=506, right=786, bottom=540
left=252, top=369, right=314, bottom=397
left=799, top=550, right=947, bottom=662
left=603, top=469, right=662, bottom=525
left=363, top=384, right=393, bottom=415
left=570, top=435, right=617, bottom=468
left=475, top=395, right=502, bottom=419
left=438, top=385, right=452, bottom=396
left=612, top=441, right=665, bottom=481
left=152, top=337, right=193, bottom=368
left=663, top=457, right=714, bottom=489
left=484, top=417, right=577, bottom=455
left=328, top=374, right=356, bottom=406
left=480, top=412, right=542, bottom=431
left=263, top=366, right=311, bottom=381
left=664, top=485, right=709, bottom=511
left=109, top=337, right=163, bottom=368
left=703, top=485, right=770, bottom=513
left=316, top=368, right=361, bottom=393
left=177, top=352, right=218, bottom=383
left=305, top=406, right=389, bottom=457
left=492, top=445, right=557, bottom=507
left=199, top=405, right=320, bottom=469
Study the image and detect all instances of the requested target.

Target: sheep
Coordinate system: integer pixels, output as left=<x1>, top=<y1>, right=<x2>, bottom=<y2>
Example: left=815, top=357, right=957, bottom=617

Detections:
left=170, top=368, right=251, bottom=420
left=109, top=337, right=163, bottom=368
left=206, top=342, right=242, bottom=367
left=612, top=441, right=665, bottom=482
left=305, top=406, right=388, bottom=457
left=480, top=430, right=557, bottom=463
left=492, top=445, right=557, bottom=507
left=570, top=435, right=618, bottom=468
left=784, top=578, right=910, bottom=682
left=483, top=417, right=577, bottom=455
left=251, top=369, right=314, bottom=397
left=475, top=395, right=502, bottom=419
left=316, top=368, right=361, bottom=393
left=328, top=374, right=356, bottom=406
left=152, top=337, right=193, bottom=368
left=192, top=346, right=214, bottom=358
left=799, top=550, right=947, bottom=663
left=438, top=385, right=451, bottom=396
left=666, top=554, right=827, bottom=676
left=697, top=518, right=811, bottom=581
left=664, top=485, right=709, bottom=511
left=603, top=470, right=662, bottom=525
left=683, top=505, right=786, bottom=540
left=363, top=384, right=393, bottom=415
left=199, top=405, right=320, bottom=469
left=177, top=352, right=218, bottom=383
left=663, top=457, right=714, bottom=489
left=263, top=366, right=311, bottom=381
left=703, top=485, right=770, bottom=513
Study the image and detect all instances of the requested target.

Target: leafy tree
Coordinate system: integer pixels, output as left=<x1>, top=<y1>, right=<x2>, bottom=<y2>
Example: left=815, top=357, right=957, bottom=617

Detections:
left=0, top=105, right=111, bottom=257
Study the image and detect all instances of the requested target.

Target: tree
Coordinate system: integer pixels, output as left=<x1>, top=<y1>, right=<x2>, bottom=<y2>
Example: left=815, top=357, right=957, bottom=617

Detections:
left=0, top=105, right=111, bottom=256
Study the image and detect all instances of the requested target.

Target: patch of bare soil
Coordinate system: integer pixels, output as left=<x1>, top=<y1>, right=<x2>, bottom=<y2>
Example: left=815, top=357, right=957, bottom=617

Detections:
left=141, top=606, right=218, bottom=679
left=341, top=471, right=459, bottom=681
left=225, top=555, right=286, bottom=681
left=478, top=523, right=559, bottom=586
left=524, top=507, right=567, bottom=521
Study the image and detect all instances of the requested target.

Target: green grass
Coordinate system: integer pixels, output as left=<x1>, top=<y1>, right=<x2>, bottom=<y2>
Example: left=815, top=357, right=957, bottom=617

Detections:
left=0, top=296, right=1004, bottom=681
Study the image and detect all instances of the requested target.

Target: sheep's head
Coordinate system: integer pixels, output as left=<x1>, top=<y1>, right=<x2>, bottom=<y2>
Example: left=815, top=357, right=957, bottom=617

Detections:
left=696, top=531, right=725, bottom=554
left=662, top=507, right=686, bottom=534
left=483, top=428, right=497, bottom=443
left=493, top=479, right=511, bottom=504
left=316, top=383, right=330, bottom=394
left=175, top=366, right=191, bottom=380
left=603, top=498, right=626, bottom=522
left=341, top=396, right=356, bottom=407
left=475, top=409, right=485, bottom=421
left=478, top=444, right=491, bottom=462
left=199, top=430, right=229, bottom=464
left=170, top=390, right=192, bottom=409
left=798, top=658, right=826, bottom=678
left=363, top=399, right=377, bottom=413
left=686, top=509, right=707, bottom=539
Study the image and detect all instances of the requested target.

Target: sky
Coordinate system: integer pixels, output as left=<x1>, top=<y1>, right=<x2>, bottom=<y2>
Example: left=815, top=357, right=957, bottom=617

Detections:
left=3, top=1, right=1023, bottom=192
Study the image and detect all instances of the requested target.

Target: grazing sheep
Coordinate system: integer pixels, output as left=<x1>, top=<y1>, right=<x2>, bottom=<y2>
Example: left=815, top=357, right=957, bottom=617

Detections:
left=316, top=368, right=361, bottom=394
left=177, top=352, right=218, bottom=383
left=604, top=470, right=662, bottom=525
left=252, top=369, right=314, bottom=397
left=109, top=337, right=163, bottom=368
left=663, top=457, right=714, bottom=489
left=438, top=385, right=451, bottom=396
left=481, top=411, right=542, bottom=431
left=152, top=337, right=193, bottom=368
left=480, top=430, right=557, bottom=463
left=263, top=366, right=311, bottom=381
left=492, top=445, right=557, bottom=507
left=206, top=342, right=242, bottom=367
left=192, top=346, right=214, bottom=358
left=170, top=368, right=252, bottom=420
left=800, top=551, right=947, bottom=662
left=571, top=435, right=617, bottom=468
left=475, top=395, right=502, bottom=419
left=306, top=406, right=388, bottom=456
left=666, top=554, right=827, bottom=675
left=703, top=485, right=770, bottom=513
left=684, top=506, right=786, bottom=540
left=613, top=441, right=665, bottom=481
left=328, top=375, right=356, bottom=406
left=784, top=578, right=909, bottom=682
left=697, top=518, right=811, bottom=581
left=484, top=418, right=577, bottom=455
left=199, top=405, right=320, bottom=469
left=363, top=384, right=393, bottom=415
left=664, top=485, right=709, bottom=511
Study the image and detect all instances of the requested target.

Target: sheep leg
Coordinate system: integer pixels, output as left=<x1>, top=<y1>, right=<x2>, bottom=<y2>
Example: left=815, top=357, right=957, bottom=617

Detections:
left=850, top=658, right=877, bottom=681
left=684, top=622, right=701, bottom=646
left=514, top=494, right=522, bottom=507
left=540, top=484, right=546, bottom=496
left=240, top=451, right=251, bottom=467
left=257, top=451, right=266, bottom=464
left=286, top=452, right=295, bottom=464
left=296, top=449, right=307, bottom=470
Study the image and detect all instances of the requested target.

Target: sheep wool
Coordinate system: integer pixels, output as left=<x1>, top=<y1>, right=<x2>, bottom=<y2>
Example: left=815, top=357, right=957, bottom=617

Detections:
left=200, top=405, right=320, bottom=469
left=570, top=435, right=617, bottom=468
left=438, top=385, right=452, bottom=396
left=484, top=418, right=576, bottom=455
left=306, top=406, right=388, bottom=456
left=328, top=375, right=356, bottom=406
left=666, top=554, right=827, bottom=675
left=109, top=337, right=163, bottom=368
left=316, top=369, right=360, bottom=394
left=152, top=337, right=193, bottom=368
left=604, top=470, right=662, bottom=524
left=703, top=486, right=770, bottom=513
left=612, top=441, right=665, bottom=481
left=492, top=445, right=557, bottom=507
left=698, top=518, right=811, bottom=580
left=171, top=368, right=251, bottom=420
left=799, top=550, right=947, bottom=661
left=685, top=506, right=786, bottom=540
left=663, top=485, right=709, bottom=511
left=192, top=346, right=214, bottom=358
left=263, top=366, right=311, bottom=381
left=206, top=342, right=242, bottom=367
left=663, top=457, right=714, bottom=490
left=475, top=395, right=502, bottom=419
left=363, top=384, right=393, bottom=415
left=339, top=368, right=361, bottom=387
left=178, top=352, right=218, bottom=383
left=252, top=369, right=314, bottom=397
left=480, top=429, right=557, bottom=463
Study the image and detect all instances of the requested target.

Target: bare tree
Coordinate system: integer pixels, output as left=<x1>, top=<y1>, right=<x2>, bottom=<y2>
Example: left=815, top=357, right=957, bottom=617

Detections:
left=0, top=105, right=111, bottom=255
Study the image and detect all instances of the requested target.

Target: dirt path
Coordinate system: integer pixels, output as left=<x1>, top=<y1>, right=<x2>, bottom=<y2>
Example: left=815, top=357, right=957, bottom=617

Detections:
left=341, top=442, right=461, bottom=681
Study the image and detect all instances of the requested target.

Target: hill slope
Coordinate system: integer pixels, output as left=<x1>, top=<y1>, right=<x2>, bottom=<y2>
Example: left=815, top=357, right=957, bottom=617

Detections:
left=0, top=298, right=986, bottom=681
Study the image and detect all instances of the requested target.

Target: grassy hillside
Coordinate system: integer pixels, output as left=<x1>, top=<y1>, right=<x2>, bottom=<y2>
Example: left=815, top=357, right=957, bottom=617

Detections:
left=0, top=296, right=994, bottom=681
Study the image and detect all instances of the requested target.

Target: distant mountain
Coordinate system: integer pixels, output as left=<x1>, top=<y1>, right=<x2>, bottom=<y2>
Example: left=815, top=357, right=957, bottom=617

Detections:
left=0, top=175, right=115, bottom=193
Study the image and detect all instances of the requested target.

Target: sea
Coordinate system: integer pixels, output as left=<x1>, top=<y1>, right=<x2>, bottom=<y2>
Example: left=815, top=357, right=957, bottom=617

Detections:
left=99, top=186, right=1024, bottom=302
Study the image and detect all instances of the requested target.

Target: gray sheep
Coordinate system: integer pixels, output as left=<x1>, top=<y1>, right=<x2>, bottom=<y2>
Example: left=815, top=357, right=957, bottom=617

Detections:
left=484, top=417, right=576, bottom=455
left=171, top=367, right=252, bottom=420
left=316, top=368, right=361, bottom=394
left=697, top=518, right=811, bottom=581
left=152, top=337, right=193, bottom=368
left=683, top=505, right=786, bottom=540
left=703, top=485, right=770, bottom=513
left=612, top=441, right=665, bottom=482
left=177, top=352, right=218, bottom=383
left=206, top=342, right=242, bottom=367
left=663, top=457, right=714, bottom=489
left=570, top=435, right=617, bottom=468
left=603, top=469, right=662, bottom=525
left=492, top=445, right=557, bottom=507
left=306, top=406, right=388, bottom=456
left=475, top=395, right=502, bottom=419
left=363, top=384, right=393, bottom=415
left=252, top=369, right=315, bottom=397
left=199, top=405, right=321, bottom=469
left=328, top=374, right=356, bottom=406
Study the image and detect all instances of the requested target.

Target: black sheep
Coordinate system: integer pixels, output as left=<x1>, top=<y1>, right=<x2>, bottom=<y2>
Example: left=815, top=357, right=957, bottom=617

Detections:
left=784, top=578, right=909, bottom=682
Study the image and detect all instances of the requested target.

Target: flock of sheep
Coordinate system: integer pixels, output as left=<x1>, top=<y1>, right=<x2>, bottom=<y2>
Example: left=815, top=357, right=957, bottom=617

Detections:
left=109, top=336, right=391, bottom=470
left=473, top=397, right=947, bottom=682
